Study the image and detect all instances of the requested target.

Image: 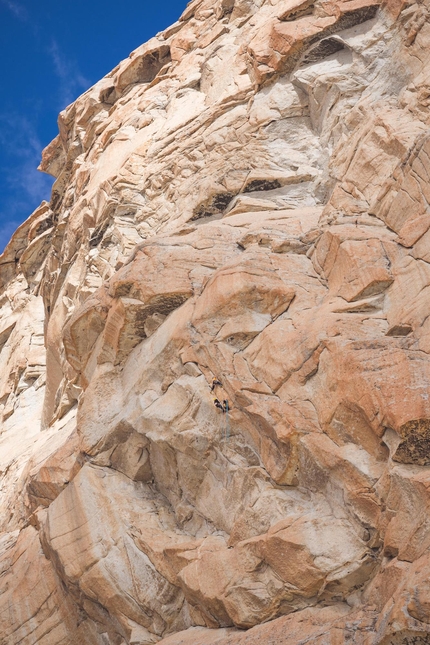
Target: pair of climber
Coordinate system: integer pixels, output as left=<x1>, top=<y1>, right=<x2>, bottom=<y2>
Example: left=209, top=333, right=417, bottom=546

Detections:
left=211, top=377, right=229, bottom=413
left=214, top=397, right=229, bottom=413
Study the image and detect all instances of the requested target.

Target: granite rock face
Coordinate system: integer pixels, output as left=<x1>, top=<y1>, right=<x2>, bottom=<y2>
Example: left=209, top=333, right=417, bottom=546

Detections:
left=1, top=0, right=430, bottom=643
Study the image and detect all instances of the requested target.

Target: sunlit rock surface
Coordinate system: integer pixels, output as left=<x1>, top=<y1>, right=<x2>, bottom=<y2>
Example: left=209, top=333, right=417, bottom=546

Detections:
left=1, top=0, right=430, bottom=642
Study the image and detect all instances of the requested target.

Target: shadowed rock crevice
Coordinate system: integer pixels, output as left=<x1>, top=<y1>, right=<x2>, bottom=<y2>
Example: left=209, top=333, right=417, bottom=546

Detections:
left=301, top=37, right=346, bottom=65
left=116, top=44, right=172, bottom=90
left=243, top=179, right=282, bottom=193
left=191, top=193, right=235, bottom=220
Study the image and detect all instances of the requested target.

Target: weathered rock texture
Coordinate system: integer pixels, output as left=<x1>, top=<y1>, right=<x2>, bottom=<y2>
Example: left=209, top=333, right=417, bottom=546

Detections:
left=1, top=0, right=430, bottom=642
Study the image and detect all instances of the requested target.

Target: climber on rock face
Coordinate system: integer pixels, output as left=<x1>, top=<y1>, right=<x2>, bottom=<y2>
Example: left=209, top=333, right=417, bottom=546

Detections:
left=223, top=400, right=229, bottom=413
left=211, top=377, right=222, bottom=391
left=214, top=398, right=224, bottom=411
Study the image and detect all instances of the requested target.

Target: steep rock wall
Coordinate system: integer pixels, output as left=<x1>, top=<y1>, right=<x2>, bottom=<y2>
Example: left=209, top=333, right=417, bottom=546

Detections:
left=1, top=0, right=430, bottom=643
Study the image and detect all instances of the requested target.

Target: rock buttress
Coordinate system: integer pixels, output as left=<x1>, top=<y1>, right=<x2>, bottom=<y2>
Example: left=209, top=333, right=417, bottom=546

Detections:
left=2, top=0, right=430, bottom=643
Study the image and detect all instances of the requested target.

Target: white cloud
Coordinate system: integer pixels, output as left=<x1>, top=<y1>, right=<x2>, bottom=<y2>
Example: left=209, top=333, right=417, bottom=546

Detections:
left=0, top=13, right=91, bottom=252
left=48, top=40, right=91, bottom=109
left=0, top=114, right=54, bottom=252
left=0, top=0, right=29, bottom=21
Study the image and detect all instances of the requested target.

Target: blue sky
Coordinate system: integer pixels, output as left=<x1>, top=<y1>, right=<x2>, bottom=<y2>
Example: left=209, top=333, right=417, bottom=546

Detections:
left=0, top=0, right=187, bottom=252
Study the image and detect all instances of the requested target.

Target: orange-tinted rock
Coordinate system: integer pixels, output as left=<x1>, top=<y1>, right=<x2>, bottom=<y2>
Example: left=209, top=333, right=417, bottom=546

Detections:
left=2, top=0, right=430, bottom=642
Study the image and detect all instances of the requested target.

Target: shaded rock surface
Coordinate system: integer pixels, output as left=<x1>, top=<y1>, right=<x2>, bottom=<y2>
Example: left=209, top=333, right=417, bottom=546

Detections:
left=1, top=0, right=430, bottom=643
